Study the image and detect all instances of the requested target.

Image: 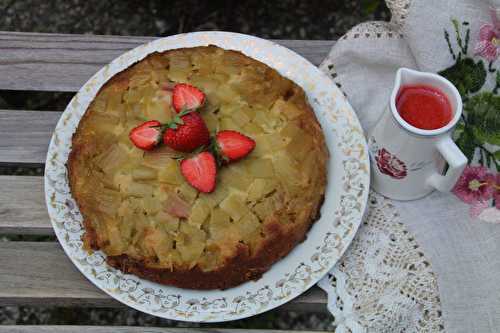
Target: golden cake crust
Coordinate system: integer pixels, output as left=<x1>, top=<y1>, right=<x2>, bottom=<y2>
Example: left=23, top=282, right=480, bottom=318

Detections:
left=68, top=46, right=328, bottom=290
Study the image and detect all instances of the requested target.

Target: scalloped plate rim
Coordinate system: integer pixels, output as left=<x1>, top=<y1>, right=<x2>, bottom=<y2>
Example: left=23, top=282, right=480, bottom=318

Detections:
left=44, top=31, right=370, bottom=323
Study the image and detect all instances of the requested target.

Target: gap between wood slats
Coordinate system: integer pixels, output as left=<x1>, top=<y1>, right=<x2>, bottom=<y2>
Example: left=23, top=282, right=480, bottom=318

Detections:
left=0, top=31, right=334, bottom=92
left=0, top=242, right=327, bottom=310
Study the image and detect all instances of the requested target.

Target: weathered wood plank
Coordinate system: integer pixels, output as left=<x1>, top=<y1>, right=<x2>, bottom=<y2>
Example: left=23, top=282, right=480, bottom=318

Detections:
left=0, top=242, right=327, bottom=310
left=0, top=176, right=48, bottom=235
left=0, top=31, right=333, bottom=92
left=0, top=110, right=60, bottom=164
left=0, top=326, right=320, bottom=333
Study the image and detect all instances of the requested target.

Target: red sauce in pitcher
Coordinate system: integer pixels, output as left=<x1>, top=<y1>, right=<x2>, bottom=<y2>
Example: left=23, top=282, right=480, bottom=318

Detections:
left=396, top=85, right=453, bottom=130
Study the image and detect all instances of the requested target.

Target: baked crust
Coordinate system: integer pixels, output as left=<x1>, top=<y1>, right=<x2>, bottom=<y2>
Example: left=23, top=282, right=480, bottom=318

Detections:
left=107, top=212, right=317, bottom=289
left=68, top=46, right=328, bottom=289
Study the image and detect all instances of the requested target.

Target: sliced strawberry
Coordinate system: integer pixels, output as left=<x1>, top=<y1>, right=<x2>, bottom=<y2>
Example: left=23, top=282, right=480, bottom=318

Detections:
left=180, top=152, right=217, bottom=193
left=172, top=83, right=206, bottom=113
left=215, top=130, right=256, bottom=163
left=163, top=112, right=210, bottom=152
left=129, top=120, right=162, bottom=151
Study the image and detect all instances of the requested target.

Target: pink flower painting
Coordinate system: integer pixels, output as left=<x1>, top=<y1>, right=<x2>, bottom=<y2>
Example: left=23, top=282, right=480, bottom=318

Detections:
left=452, top=166, right=495, bottom=204
left=375, top=148, right=407, bottom=180
left=474, top=7, right=500, bottom=61
left=452, top=166, right=500, bottom=221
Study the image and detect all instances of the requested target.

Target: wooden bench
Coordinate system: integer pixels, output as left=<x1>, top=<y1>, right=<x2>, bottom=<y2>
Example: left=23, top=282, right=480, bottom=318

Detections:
left=0, top=31, right=335, bottom=332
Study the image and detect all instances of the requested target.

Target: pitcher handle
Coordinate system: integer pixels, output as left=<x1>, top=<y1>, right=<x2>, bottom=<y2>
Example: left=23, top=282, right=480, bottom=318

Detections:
left=427, top=135, right=467, bottom=192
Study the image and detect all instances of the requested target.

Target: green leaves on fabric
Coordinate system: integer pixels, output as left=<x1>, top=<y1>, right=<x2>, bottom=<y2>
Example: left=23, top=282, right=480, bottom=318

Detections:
left=440, top=19, right=499, bottom=170
left=439, top=58, right=486, bottom=97
left=465, top=92, right=500, bottom=146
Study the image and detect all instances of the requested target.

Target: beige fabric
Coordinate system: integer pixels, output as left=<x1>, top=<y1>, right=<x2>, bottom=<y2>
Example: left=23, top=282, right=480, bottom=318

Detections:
left=318, top=0, right=499, bottom=332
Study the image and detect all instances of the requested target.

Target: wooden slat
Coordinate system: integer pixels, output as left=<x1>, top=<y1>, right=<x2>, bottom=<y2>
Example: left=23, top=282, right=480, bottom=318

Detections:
left=0, top=31, right=333, bottom=92
left=0, top=326, right=320, bottom=333
left=0, top=242, right=112, bottom=306
left=0, top=242, right=327, bottom=310
left=0, top=176, right=48, bottom=235
left=0, top=110, right=60, bottom=164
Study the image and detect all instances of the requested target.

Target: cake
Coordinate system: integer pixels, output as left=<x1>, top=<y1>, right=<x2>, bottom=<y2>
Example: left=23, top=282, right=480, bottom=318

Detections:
left=67, top=45, right=328, bottom=289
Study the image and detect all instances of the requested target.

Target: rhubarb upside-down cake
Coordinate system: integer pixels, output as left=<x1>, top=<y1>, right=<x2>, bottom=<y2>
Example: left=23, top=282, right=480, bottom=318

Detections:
left=68, top=45, right=328, bottom=289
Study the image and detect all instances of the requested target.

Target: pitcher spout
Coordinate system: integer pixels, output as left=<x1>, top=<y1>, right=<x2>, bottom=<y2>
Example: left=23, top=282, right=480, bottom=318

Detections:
left=390, top=67, right=463, bottom=136
left=393, top=68, right=429, bottom=96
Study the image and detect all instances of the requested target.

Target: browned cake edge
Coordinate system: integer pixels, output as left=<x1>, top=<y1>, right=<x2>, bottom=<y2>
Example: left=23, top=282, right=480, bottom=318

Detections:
left=67, top=46, right=328, bottom=290
left=106, top=205, right=322, bottom=290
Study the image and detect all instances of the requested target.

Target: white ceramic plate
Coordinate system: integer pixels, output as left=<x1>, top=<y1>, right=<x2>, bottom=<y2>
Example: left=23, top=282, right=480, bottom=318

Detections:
left=45, top=31, right=369, bottom=322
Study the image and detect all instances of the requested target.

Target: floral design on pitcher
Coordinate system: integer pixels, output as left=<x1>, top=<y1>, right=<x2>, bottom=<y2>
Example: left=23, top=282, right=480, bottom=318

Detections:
left=368, top=137, right=430, bottom=180
left=368, top=136, right=432, bottom=179
left=375, top=148, right=407, bottom=180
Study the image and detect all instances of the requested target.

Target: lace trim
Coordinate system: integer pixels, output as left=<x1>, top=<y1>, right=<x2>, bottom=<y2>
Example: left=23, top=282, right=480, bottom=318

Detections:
left=319, top=191, right=444, bottom=332
left=386, top=0, right=412, bottom=30
left=340, top=21, right=403, bottom=40
left=337, top=0, right=412, bottom=41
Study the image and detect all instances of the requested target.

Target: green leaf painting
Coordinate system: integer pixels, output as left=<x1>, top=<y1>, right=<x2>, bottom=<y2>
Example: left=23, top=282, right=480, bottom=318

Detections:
left=440, top=19, right=499, bottom=170
left=438, top=58, right=486, bottom=97
left=454, top=124, right=477, bottom=162
left=465, top=92, right=500, bottom=146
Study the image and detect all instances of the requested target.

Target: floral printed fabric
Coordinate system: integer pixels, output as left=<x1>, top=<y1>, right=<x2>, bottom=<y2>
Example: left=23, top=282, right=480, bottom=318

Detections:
left=474, top=8, right=500, bottom=61
left=319, top=0, right=500, bottom=332
left=438, top=10, right=500, bottom=222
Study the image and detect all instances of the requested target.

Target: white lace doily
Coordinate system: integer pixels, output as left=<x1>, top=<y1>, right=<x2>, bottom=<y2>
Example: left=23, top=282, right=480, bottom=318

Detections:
left=337, top=0, right=412, bottom=41
left=318, top=192, right=444, bottom=332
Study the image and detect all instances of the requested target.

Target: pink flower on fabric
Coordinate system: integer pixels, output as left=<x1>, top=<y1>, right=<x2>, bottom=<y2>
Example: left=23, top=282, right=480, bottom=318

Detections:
left=452, top=166, right=495, bottom=204
left=474, top=7, right=500, bottom=61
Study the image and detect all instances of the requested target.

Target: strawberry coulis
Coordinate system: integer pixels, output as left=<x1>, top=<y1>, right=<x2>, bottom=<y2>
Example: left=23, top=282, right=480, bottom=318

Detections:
left=396, top=85, right=453, bottom=130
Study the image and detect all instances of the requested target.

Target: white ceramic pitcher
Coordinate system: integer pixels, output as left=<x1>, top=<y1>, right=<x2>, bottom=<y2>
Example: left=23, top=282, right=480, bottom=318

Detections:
left=368, top=68, right=468, bottom=200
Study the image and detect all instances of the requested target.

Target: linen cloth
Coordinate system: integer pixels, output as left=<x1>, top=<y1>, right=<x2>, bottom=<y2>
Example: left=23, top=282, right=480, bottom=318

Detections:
left=318, top=1, right=500, bottom=332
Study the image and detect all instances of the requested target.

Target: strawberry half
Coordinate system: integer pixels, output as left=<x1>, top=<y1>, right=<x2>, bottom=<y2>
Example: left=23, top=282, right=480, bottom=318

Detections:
left=129, top=120, right=162, bottom=151
left=215, top=130, right=256, bottom=163
left=180, top=151, right=217, bottom=193
left=172, top=83, right=206, bottom=113
left=163, top=112, right=210, bottom=152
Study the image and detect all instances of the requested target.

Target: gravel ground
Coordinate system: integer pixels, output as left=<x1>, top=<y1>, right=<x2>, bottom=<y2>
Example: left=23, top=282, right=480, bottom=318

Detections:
left=0, top=306, right=335, bottom=331
left=1, top=0, right=389, bottom=39
left=0, top=0, right=389, bottom=329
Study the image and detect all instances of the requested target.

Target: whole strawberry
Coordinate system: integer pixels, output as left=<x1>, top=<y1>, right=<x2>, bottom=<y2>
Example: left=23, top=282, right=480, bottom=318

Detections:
left=215, top=130, right=256, bottom=163
left=163, top=112, right=210, bottom=152
left=129, top=120, right=162, bottom=151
